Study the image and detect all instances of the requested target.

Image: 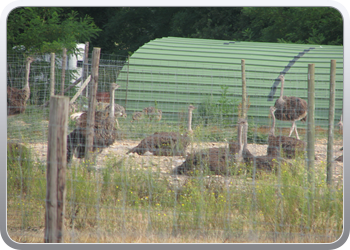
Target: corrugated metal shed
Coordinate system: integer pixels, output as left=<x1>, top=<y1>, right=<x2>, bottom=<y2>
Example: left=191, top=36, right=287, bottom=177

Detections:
left=115, top=36, right=343, bottom=128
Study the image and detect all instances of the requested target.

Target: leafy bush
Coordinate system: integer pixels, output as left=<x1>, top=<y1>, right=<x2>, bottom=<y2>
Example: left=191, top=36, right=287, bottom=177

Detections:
left=197, top=86, right=239, bottom=128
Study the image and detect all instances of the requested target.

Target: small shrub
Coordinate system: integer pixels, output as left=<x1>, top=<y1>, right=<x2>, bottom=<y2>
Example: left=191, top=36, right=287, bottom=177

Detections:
left=197, top=85, right=239, bottom=128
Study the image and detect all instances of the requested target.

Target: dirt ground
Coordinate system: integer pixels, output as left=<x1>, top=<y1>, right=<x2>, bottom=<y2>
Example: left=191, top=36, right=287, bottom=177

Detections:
left=29, top=137, right=344, bottom=186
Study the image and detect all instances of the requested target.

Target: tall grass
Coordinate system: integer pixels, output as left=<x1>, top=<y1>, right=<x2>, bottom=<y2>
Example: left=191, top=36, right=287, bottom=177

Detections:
left=7, top=103, right=343, bottom=243
left=7, top=149, right=343, bottom=243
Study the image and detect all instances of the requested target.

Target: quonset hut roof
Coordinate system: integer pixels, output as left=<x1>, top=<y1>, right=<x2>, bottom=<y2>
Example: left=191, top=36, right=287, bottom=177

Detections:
left=115, top=36, right=343, bottom=128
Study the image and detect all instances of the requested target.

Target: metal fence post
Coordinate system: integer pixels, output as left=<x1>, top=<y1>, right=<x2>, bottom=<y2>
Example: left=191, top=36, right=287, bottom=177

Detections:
left=307, top=64, right=315, bottom=190
left=327, top=60, right=337, bottom=186
left=241, top=59, right=247, bottom=119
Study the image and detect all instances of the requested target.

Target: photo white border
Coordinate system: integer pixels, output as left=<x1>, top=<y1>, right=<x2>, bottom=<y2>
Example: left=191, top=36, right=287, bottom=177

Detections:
left=1, top=1, right=348, bottom=249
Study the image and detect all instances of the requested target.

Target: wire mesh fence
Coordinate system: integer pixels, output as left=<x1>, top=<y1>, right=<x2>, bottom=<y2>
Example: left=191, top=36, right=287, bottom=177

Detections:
left=7, top=49, right=343, bottom=243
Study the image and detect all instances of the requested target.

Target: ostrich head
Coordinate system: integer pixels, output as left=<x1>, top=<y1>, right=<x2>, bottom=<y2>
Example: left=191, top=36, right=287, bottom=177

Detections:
left=188, top=105, right=196, bottom=112
left=27, top=57, right=35, bottom=64
left=270, top=106, right=277, bottom=115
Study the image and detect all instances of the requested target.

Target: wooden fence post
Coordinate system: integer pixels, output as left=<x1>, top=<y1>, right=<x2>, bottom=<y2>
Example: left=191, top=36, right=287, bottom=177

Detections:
left=241, top=59, right=247, bottom=119
left=60, top=48, right=67, bottom=96
left=85, top=47, right=101, bottom=160
left=307, top=64, right=315, bottom=190
left=327, top=60, right=337, bottom=186
left=45, top=95, right=69, bottom=243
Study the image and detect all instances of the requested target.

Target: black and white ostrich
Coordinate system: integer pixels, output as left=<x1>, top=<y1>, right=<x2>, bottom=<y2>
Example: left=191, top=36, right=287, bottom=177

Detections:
left=127, top=105, right=196, bottom=156
left=173, top=118, right=245, bottom=176
left=267, top=106, right=306, bottom=158
left=70, top=100, right=126, bottom=129
left=143, top=106, right=162, bottom=121
left=242, top=119, right=286, bottom=173
left=67, top=83, right=119, bottom=163
left=273, top=75, right=308, bottom=140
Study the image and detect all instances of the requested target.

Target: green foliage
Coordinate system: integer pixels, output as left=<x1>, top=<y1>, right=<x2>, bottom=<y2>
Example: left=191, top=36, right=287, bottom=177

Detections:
left=240, top=7, right=343, bottom=45
left=7, top=142, right=46, bottom=199
left=7, top=7, right=101, bottom=54
left=68, top=7, right=342, bottom=56
left=7, top=142, right=31, bottom=172
left=246, top=120, right=269, bottom=144
left=7, top=150, right=343, bottom=241
left=7, top=106, right=51, bottom=143
left=197, top=85, right=238, bottom=128
left=255, top=161, right=343, bottom=235
left=169, top=7, right=242, bottom=40
left=92, top=7, right=180, bottom=56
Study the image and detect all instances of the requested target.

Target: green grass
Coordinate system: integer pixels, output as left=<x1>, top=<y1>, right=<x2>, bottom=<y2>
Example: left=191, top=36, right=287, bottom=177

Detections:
left=7, top=104, right=343, bottom=243
left=7, top=105, right=50, bottom=143
left=7, top=150, right=343, bottom=243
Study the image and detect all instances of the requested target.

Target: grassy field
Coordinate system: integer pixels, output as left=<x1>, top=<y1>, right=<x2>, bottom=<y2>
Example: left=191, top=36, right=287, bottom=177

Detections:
left=7, top=105, right=343, bottom=243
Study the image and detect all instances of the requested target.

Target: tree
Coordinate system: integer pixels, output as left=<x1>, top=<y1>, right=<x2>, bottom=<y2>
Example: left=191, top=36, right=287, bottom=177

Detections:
left=238, top=7, right=343, bottom=45
left=93, top=7, right=180, bottom=55
left=169, top=7, right=242, bottom=40
left=7, top=7, right=101, bottom=54
left=55, top=7, right=343, bottom=56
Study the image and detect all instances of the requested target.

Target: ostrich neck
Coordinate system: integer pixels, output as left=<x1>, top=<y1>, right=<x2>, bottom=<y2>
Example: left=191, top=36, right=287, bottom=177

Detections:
left=279, top=78, right=284, bottom=99
left=269, top=110, right=276, bottom=137
left=188, top=110, right=193, bottom=132
left=24, top=60, right=32, bottom=91
left=109, top=89, right=115, bottom=120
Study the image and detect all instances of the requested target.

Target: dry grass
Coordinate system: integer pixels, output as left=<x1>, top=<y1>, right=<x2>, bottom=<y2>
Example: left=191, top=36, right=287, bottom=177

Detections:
left=7, top=228, right=341, bottom=243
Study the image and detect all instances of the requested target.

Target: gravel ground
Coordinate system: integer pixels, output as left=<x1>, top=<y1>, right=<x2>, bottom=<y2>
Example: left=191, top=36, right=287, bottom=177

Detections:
left=30, top=138, right=344, bottom=186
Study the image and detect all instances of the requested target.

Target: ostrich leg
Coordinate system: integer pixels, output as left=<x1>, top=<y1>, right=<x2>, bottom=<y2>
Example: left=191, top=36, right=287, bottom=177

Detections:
left=288, top=121, right=300, bottom=140
left=294, top=122, right=300, bottom=140
left=288, top=122, right=295, bottom=137
left=115, top=118, right=120, bottom=129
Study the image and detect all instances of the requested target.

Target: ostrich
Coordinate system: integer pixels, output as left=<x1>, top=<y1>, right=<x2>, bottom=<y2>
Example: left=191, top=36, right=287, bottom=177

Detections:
left=7, top=57, right=35, bottom=116
left=67, top=83, right=119, bottom=163
left=96, top=91, right=110, bottom=103
left=127, top=105, right=196, bottom=156
left=143, top=106, right=162, bottom=121
left=267, top=106, right=306, bottom=158
left=131, top=111, right=144, bottom=122
left=335, top=154, right=343, bottom=162
left=273, top=75, right=307, bottom=140
left=335, top=155, right=343, bottom=162
left=174, top=119, right=245, bottom=175
left=104, top=103, right=127, bottom=128
left=335, top=146, right=343, bottom=162
left=242, top=119, right=286, bottom=173
left=70, top=96, right=126, bottom=129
